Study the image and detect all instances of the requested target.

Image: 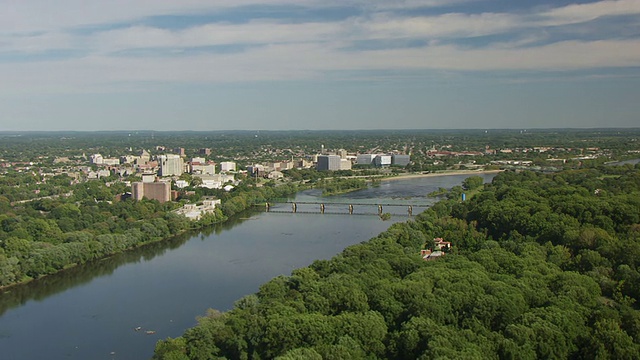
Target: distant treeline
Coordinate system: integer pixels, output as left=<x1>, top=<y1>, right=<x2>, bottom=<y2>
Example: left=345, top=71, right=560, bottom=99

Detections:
left=154, top=165, right=640, bottom=359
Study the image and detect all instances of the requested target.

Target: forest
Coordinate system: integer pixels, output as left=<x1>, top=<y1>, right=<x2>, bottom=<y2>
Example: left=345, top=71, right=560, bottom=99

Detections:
left=154, top=164, right=640, bottom=359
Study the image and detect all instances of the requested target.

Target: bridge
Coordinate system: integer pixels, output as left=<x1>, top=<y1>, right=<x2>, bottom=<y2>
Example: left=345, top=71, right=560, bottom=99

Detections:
left=257, top=200, right=432, bottom=216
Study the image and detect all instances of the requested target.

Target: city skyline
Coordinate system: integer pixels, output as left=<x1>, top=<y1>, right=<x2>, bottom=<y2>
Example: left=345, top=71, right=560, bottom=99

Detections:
left=1, top=0, right=639, bottom=131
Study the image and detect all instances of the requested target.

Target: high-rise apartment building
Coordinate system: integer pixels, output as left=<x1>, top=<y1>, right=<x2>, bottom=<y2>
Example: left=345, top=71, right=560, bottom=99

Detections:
left=131, top=182, right=171, bottom=203
left=158, top=154, right=184, bottom=176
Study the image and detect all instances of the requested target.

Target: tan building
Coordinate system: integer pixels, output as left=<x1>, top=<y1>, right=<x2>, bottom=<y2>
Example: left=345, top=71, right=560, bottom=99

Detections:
left=132, top=182, right=171, bottom=203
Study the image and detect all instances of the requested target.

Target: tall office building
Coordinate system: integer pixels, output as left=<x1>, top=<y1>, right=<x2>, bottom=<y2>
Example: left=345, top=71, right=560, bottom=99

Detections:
left=356, top=154, right=377, bottom=165
left=317, top=155, right=341, bottom=171
left=392, top=154, right=411, bottom=166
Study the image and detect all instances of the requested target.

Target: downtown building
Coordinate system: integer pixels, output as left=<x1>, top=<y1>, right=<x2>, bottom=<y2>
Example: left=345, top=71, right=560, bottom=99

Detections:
left=158, top=154, right=184, bottom=176
left=131, top=182, right=171, bottom=203
left=220, top=161, right=237, bottom=172
left=392, top=154, right=411, bottom=166
left=316, top=155, right=341, bottom=171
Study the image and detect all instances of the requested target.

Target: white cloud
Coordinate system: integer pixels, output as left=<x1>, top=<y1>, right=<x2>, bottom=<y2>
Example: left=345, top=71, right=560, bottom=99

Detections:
left=0, top=0, right=305, bottom=33
left=0, top=0, right=474, bottom=33
left=363, top=12, right=519, bottom=39
left=91, top=21, right=343, bottom=53
left=0, top=0, right=639, bottom=95
left=2, top=38, right=639, bottom=95
left=541, top=0, right=640, bottom=26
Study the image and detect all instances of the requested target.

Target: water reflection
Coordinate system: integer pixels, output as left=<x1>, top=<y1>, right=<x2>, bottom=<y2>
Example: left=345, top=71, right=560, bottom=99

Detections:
left=0, top=210, right=259, bottom=317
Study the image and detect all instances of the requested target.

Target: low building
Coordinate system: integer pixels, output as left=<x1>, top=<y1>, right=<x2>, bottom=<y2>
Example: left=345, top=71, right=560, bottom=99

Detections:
left=175, top=179, right=189, bottom=189
left=87, top=169, right=111, bottom=179
left=420, top=238, right=451, bottom=261
left=174, top=199, right=221, bottom=220
left=220, top=161, right=236, bottom=172
left=434, top=237, right=451, bottom=250
left=268, top=171, right=284, bottom=180
left=297, top=159, right=313, bottom=169
left=90, top=154, right=104, bottom=165
left=340, top=159, right=352, bottom=170
left=102, top=158, right=120, bottom=166
left=120, top=155, right=137, bottom=164
left=196, top=174, right=235, bottom=189
left=141, top=173, right=156, bottom=183
left=421, top=250, right=444, bottom=261
left=190, top=161, right=216, bottom=175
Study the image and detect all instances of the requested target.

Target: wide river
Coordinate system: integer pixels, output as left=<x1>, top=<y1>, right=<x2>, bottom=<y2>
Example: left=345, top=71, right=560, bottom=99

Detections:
left=0, top=173, right=495, bottom=360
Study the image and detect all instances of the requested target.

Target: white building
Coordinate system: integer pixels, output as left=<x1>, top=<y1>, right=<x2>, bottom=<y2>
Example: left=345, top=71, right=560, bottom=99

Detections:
left=90, top=154, right=104, bottom=165
left=120, top=155, right=137, bottom=164
left=158, top=154, right=184, bottom=176
left=220, top=161, right=236, bottom=172
left=267, top=171, right=284, bottom=180
left=340, top=159, right=352, bottom=170
left=175, top=179, right=189, bottom=189
left=141, top=173, right=156, bottom=183
left=374, top=155, right=392, bottom=167
left=196, top=174, right=235, bottom=189
left=190, top=162, right=216, bottom=175
left=174, top=199, right=221, bottom=220
left=102, top=158, right=120, bottom=166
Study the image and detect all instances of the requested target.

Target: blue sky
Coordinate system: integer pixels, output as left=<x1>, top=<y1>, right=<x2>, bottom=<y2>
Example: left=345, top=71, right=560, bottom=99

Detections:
left=0, top=0, right=639, bottom=131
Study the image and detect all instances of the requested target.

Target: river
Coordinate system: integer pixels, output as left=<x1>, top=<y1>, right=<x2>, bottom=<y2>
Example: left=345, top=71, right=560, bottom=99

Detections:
left=0, top=173, right=495, bottom=360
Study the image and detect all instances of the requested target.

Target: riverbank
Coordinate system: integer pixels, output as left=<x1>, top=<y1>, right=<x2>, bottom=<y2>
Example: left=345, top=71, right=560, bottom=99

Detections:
left=379, top=169, right=504, bottom=182
left=0, top=183, right=301, bottom=291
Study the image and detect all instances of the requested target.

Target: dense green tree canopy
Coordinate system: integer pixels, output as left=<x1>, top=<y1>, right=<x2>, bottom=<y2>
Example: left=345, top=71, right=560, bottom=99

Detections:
left=155, top=167, right=640, bottom=360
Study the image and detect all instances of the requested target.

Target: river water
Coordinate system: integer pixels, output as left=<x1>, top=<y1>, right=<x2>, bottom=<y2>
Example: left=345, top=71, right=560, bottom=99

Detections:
left=0, top=173, right=495, bottom=360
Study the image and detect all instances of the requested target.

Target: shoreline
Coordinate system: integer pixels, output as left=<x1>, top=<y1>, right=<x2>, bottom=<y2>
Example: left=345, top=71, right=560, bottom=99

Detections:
left=379, top=169, right=504, bottom=182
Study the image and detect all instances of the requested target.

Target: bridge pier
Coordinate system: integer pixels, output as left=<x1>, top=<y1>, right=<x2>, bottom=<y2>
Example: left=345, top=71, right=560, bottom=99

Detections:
left=408, top=205, right=413, bottom=216
left=378, top=205, right=383, bottom=215
left=266, top=202, right=270, bottom=212
left=320, top=204, right=325, bottom=214
left=349, top=204, right=354, bottom=214
left=292, top=203, right=297, bottom=213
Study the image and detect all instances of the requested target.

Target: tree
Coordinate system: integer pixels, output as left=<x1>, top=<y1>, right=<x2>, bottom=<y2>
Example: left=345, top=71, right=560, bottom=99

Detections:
left=462, top=175, right=484, bottom=191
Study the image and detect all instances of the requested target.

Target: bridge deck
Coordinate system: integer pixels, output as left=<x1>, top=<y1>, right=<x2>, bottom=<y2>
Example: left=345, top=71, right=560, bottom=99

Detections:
left=264, top=201, right=431, bottom=207
left=265, top=210, right=402, bottom=216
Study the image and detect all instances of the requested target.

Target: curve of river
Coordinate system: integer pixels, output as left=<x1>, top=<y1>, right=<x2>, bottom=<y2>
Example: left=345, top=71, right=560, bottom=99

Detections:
left=0, top=173, right=495, bottom=359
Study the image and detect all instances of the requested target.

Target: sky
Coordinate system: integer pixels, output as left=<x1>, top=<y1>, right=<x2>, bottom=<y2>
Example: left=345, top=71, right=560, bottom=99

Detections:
left=0, top=0, right=639, bottom=131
